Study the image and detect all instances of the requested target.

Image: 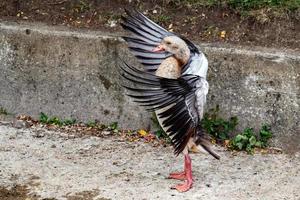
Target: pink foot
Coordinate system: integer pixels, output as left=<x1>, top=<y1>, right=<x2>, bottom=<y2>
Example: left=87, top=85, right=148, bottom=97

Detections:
left=171, top=180, right=193, bottom=192
left=169, top=154, right=193, bottom=192
left=168, top=171, right=186, bottom=180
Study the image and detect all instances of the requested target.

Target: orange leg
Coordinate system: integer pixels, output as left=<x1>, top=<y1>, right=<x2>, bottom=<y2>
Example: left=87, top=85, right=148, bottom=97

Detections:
left=170, top=154, right=193, bottom=192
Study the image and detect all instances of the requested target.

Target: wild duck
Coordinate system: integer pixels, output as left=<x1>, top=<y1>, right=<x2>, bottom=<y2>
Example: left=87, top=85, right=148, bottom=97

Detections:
left=120, top=9, right=220, bottom=192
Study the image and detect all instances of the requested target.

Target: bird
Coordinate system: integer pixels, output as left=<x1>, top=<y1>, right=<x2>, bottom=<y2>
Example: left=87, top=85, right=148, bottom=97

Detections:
left=119, top=9, right=220, bottom=192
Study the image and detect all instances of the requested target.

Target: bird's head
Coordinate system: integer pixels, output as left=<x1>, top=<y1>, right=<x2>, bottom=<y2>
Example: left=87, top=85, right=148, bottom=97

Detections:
left=152, top=36, right=190, bottom=65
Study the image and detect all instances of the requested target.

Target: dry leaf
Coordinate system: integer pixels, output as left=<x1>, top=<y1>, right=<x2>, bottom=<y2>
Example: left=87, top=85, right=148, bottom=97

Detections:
left=220, top=30, right=226, bottom=38
left=138, top=129, right=148, bottom=136
left=224, top=139, right=230, bottom=147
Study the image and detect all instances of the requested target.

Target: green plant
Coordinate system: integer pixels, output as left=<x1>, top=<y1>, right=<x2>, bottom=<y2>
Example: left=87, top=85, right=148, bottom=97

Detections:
left=86, top=120, right=97, bottom=128
left=202, top=105, right=238, bottom=140
left=259, top=124, right=273, bottom=147
left=230, top=124, right=273, bottom=153
left=77, top=0, right=90, bottom=12
left=39, top=112, right=76, bottom=126
left=154, top=14, right=171, bottom=23
left=107, top=122, right=119, bottom=133
left=86, top=120, right=107, bottom=130
left=0, top=107, right=8, bottom=115
left=62, top=119, right=77, bottom=126
left=86, top=121, right=95, bottom=127
left=230, top=127, right=258, bottom=153
left=39, top=112, right=49, bottom=124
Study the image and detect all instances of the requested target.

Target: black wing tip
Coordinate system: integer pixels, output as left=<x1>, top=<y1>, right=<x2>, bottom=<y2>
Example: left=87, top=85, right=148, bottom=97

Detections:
left=124, top=8, right=134, bottom=16
left=124, top=7, right=136, bottom=14
left=123, top=8, right=143, bottom=22
left=125, top=7, right=144, bottom=17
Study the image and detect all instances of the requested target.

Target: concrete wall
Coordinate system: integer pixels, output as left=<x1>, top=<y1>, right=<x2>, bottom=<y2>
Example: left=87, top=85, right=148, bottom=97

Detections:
left=0, top=22, right=299, bottom=152
left=0, top=22, right=151, bottom=130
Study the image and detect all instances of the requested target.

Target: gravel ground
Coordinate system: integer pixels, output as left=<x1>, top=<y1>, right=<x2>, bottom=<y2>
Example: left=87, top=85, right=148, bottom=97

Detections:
left=0, top=122, right=299, bottom=200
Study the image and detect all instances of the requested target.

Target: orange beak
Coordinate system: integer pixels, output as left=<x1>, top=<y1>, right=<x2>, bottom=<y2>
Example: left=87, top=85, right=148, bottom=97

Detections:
left=152, top=45, right=165, bottom=52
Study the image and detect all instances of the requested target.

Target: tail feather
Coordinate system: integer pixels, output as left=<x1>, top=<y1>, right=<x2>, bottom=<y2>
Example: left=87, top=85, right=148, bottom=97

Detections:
left=195, top=127, right=220, bottom=160
left=199, top=142, right=220, bottom=160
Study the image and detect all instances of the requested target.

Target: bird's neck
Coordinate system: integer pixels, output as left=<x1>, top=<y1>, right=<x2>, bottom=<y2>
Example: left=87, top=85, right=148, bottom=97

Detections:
left=174, top=46, right=190, bottom=66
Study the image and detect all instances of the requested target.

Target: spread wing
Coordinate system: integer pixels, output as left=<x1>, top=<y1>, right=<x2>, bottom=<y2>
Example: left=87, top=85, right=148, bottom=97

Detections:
left=119, top=59, right=208, bottom=155
left=121, top=9, right=199, bottom=73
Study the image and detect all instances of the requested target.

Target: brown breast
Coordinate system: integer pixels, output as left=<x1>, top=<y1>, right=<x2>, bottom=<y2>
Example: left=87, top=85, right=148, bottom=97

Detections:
left=154, top=56, right=183, bottom=141
left=155, top=56, right=182, bottom=79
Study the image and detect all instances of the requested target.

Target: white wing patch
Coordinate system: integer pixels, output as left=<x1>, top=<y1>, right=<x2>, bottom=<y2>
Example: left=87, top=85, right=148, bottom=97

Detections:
left=183, top=53, right=208, bottom=78
left=195, top=79, right=209, bottom=119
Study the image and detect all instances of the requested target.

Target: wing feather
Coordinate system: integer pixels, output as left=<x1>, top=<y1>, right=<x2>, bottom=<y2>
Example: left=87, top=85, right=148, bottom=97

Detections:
left=119, top=59, right=203, bottom=155
left=121, top=9, right=200, bottom=73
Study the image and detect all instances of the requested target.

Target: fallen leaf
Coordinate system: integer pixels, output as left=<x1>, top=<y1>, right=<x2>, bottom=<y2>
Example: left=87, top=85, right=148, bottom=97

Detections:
left=220, top=31, right=226, bottom=38
left=224, top=140, right=230, bottom=147
left=138, top=129, right=148, bottom=136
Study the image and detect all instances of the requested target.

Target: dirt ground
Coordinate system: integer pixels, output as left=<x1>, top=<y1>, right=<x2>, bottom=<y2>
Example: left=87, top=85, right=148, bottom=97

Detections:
left=0, top=120, right=299, bottom=200
left=0, top=0, right=299, bottom=49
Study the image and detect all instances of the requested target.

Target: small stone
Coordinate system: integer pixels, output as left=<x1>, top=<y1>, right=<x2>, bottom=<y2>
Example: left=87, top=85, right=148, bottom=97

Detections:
left=107, top=20, right=117, bottom=27
left=102, top=131, right=111, bottom=135
left=9, top=136, right=16, bottom=139
left=33, top=130, right=45, bottom=138
left=68, top=135, right=76, bottom=139
left=12, top=120, right=27, bottom=129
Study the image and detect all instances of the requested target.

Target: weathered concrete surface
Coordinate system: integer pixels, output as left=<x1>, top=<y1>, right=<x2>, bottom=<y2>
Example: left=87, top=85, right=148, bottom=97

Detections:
left=0, top=124, right=300, bottom=200
left=0, top=22, right=299, bottom=152
left=0, top=22, right=151, bottom=131
left=202, top=44, right=300, bottom=153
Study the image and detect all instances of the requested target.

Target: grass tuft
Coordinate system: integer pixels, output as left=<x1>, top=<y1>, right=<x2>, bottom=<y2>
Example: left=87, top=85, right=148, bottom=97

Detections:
left=0, top=107, right=8, bottom=115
